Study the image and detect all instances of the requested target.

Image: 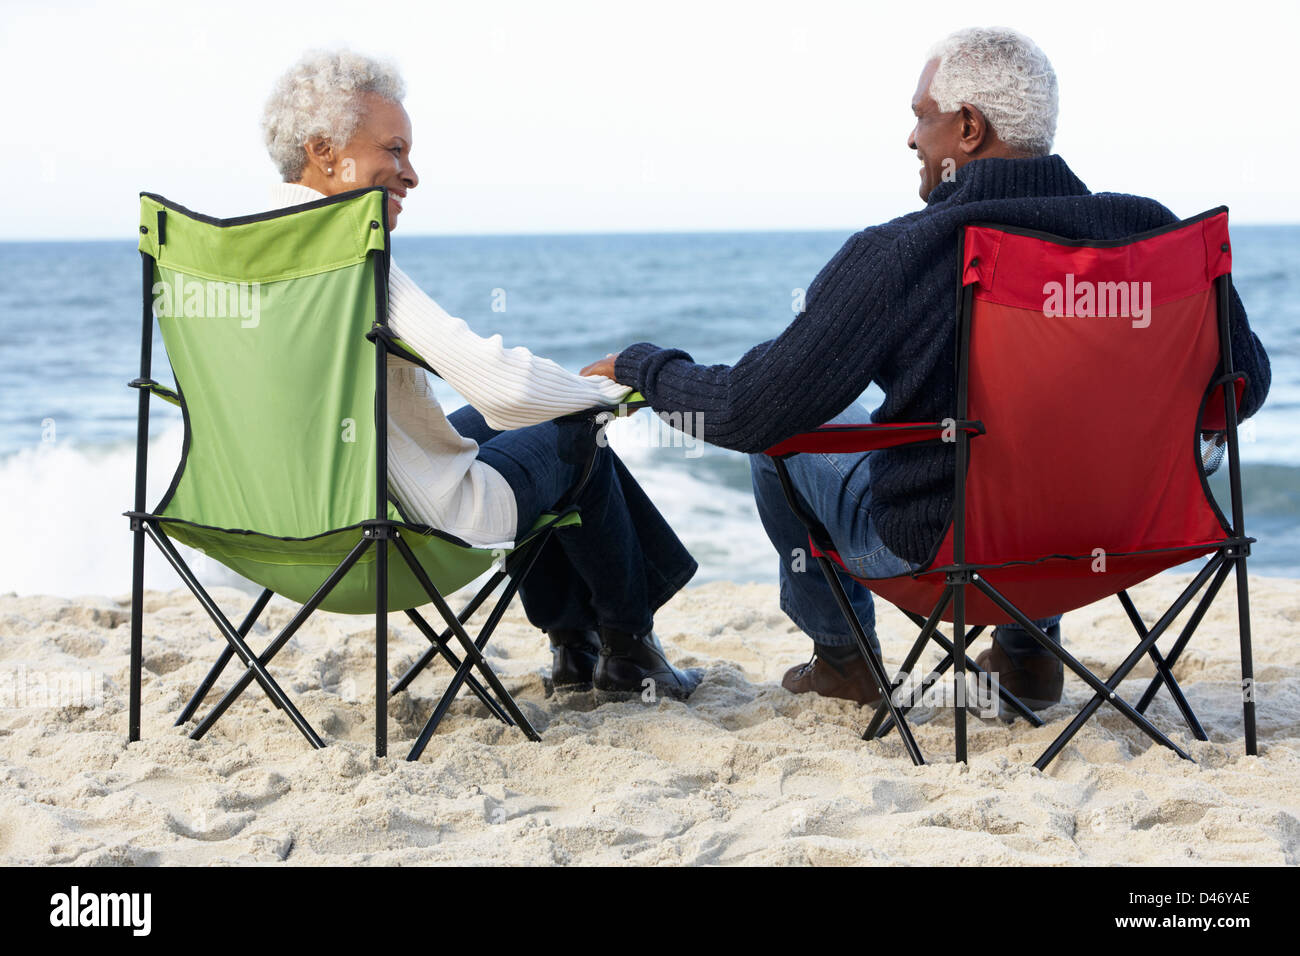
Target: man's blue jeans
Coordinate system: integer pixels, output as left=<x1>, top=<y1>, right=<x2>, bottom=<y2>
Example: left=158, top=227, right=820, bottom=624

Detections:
left=749, top=402, right=1059, bottom=656
left=449, top=405, right=697, bottom=636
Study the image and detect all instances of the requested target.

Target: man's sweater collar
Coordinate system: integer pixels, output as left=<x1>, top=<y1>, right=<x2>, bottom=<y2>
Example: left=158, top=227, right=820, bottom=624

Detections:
left=925, top=154, right=1089, bottom=207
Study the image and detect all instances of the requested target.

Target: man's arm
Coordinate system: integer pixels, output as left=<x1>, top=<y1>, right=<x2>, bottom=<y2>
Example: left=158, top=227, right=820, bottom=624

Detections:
left=611, top=232, right=906, bottom=453
left=1227, top=282, right=1271, bottom=420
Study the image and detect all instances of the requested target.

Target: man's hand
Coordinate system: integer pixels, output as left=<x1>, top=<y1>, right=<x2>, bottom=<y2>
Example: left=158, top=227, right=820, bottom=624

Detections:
left=581, top=352, right=621, bottom=381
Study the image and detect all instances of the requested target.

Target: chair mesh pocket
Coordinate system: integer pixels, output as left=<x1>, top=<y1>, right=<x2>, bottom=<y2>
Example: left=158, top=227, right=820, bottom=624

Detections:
left=1200, top=432, right=1227, bottom=476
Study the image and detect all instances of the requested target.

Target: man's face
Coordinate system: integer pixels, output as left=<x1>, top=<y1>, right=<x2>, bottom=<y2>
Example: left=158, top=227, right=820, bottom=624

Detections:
left=907, top=59, right=963, bottom=201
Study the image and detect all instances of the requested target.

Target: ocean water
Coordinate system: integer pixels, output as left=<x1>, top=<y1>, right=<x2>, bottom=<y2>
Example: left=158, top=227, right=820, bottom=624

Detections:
left=1, top=226, right=1297, bottom=598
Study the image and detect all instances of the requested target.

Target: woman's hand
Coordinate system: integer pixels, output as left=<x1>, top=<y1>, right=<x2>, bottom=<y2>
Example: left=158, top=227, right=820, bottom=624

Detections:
left=581, top=352, right=621, bottom=380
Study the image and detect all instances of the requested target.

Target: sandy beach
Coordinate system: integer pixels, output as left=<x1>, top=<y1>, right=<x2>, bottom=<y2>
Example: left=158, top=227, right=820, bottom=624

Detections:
left=0, top=572, right=1296, bottom=866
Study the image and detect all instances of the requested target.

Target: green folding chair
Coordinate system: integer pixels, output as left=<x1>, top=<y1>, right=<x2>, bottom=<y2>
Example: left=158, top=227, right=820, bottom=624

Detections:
left=127, top=186, right=627, bottom=760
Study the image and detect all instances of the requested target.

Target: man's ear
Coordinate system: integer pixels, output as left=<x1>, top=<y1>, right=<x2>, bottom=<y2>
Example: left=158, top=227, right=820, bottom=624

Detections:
left=956, top=103, right=989, bottom=156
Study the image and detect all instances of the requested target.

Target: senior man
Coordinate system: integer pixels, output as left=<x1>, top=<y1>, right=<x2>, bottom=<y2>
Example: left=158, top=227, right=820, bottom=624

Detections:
left=582, top=26, right=1271, bottom=709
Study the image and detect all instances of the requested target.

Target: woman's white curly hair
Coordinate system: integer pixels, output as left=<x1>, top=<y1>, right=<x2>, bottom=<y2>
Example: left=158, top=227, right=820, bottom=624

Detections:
left=262, top=49, right=406, bottom=182
left=927, top=27, right=1058, bottom=155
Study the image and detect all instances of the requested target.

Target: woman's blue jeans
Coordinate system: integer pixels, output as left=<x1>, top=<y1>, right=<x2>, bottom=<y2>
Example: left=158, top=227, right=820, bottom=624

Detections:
left=749, top=403, right=1059, bottom=656
left=449, top=404, right=697, bottom=636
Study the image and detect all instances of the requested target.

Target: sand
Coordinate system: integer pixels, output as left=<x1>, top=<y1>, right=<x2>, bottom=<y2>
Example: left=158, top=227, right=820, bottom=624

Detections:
left=0, top=573, right=1296, bottom=866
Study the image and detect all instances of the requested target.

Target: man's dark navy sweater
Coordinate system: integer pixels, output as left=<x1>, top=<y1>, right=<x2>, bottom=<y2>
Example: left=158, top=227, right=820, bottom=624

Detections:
left=614, top=154, right=1272, bottom=565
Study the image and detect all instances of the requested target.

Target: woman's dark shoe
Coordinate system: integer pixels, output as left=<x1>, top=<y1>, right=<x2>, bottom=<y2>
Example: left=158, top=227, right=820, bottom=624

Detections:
left=546, top=628, right=602, bottom=688
left=593, top=627, right=703, bottom=701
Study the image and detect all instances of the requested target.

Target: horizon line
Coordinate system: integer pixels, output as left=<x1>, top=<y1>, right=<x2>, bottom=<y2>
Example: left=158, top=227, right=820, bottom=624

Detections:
left=5, top=220, right=1300, bottom=244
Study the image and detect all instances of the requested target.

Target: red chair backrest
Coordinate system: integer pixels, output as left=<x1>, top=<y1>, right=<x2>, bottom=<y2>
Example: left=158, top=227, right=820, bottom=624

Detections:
left=868, top=210, right=1237, bottom=624
left=958, top=210, right=1233, bottom=566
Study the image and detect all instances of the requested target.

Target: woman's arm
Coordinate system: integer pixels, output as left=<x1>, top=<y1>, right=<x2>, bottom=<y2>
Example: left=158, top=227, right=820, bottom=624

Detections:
left=386, top=261, right=630, bottom=430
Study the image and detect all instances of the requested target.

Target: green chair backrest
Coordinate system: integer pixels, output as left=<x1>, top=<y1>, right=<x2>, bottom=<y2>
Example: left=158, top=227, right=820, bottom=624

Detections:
left=141, top=188, right=390, bottom=536
left=137, top=189, right=503, bottom=612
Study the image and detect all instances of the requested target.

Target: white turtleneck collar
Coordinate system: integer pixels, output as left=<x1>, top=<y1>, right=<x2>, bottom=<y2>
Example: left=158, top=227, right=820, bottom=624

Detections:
left=269, top=181, right=327, bottom=207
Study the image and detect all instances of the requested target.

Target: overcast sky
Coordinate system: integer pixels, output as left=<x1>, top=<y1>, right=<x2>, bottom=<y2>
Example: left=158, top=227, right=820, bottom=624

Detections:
left=3, top=0, right=1295, bottom=239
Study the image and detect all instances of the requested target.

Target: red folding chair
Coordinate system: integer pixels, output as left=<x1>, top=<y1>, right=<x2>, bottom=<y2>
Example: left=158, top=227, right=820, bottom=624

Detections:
left=764, top=207, right=1256, bottom=769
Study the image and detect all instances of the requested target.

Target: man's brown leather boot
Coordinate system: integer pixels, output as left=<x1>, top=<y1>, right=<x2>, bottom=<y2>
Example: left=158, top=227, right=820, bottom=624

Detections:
left=974, top=637, right=1063, bottom=712
left=782, top=648, right=883, bottom=706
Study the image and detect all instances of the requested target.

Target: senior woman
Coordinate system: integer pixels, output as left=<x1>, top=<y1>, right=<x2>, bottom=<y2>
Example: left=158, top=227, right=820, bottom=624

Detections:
left=259, top=50, right=700, bottom=700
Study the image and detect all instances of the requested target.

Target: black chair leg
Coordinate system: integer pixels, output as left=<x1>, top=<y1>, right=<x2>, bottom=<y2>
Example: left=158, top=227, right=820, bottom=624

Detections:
left=129, top=521, right=145, bottom=743
left=375, top=535, right=388, bottom=758
left=874, top=622, right=1043, bottom=740
left=952, top=577, right=967, bottom=763
left=815, top=556, right=925, bottom=766
left=863, top=592, right=953, bottom=740
left=1234, top=556, right=1257, bottom=755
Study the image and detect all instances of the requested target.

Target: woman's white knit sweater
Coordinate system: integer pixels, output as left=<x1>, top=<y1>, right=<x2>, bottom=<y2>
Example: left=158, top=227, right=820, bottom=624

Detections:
left=268, top=182, right=628, bottom=547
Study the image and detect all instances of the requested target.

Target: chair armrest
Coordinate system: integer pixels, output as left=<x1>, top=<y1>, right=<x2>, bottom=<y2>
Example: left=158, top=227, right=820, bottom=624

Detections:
left=556, top=391, right=648, bottom=422
left=764, top=420, right=983, bottom=457
left=387, top=335, right=433, bottom=371
left=128, top=377, right=181, bottom=407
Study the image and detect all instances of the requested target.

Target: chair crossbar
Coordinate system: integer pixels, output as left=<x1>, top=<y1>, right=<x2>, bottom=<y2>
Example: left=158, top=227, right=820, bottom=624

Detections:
left=1116, top=590, right=1207, bottom=740
left=145, top=524, right=330, bottom=747
left=187, top=535, right=372, bottom=745
left=860, top=590, right=953, bottom=741
left=1135, top=558, right=1234, bottom=713
left=389, top=569, right=505, bottom=696
left=1028, top=554, right=1227, bottom=768
left=395, top=531, right=551, bottom=760
left=869, top=604, right=1045, bottom=742
left=400, top=606, right=514, bottom=726
left=973, top=572, right=1212, bottom=768
left=176, top=587, right=274, bottom=726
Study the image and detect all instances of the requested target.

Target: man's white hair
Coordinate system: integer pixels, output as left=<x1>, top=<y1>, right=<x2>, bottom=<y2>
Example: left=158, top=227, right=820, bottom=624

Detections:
left=927, top=27, right=1058, bottom=155
left=262, top=49, right=406, bottom=182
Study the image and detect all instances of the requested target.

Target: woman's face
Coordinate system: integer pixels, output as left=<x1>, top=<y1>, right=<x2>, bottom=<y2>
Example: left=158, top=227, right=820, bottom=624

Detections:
left=302, top=92, right=419, bottom=228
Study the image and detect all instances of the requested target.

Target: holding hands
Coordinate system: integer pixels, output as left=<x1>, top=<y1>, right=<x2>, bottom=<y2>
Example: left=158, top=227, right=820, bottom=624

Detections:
left=581, top=352, right=621, bottom=381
